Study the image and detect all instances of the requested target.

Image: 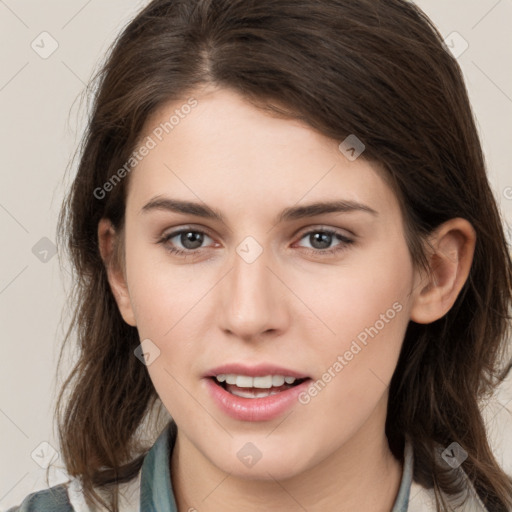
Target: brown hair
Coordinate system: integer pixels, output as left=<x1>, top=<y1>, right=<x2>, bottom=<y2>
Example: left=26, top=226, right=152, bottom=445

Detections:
left=55, top=0, right=512, bottom=510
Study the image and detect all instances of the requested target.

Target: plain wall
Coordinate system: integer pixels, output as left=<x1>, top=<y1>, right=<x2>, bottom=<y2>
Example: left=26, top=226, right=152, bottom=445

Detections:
left=1, top=1, right=511, bottom=509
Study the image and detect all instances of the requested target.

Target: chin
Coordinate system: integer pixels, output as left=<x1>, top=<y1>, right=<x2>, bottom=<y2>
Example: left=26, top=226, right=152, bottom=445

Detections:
left=205, top=442, right=308, bottom=481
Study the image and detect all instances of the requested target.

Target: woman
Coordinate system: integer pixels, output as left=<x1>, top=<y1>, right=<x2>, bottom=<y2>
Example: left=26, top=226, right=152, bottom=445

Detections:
left=8, top=0, right=512, bottom=510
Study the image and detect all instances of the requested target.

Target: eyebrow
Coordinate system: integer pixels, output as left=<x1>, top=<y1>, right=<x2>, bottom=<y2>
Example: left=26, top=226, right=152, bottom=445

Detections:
left=140, top=196, right=378, bottom=224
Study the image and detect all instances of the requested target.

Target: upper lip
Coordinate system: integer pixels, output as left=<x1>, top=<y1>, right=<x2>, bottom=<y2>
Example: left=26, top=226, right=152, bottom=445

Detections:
left=205, top=363, right=310, bottom=379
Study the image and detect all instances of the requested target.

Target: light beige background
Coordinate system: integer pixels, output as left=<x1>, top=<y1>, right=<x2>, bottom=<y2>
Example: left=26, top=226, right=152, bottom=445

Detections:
left=1, top=1, right=511, bottom=510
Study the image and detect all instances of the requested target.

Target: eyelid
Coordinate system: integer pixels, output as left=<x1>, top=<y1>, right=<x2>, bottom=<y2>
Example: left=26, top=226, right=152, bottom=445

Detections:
left=159, top=223, right=354, bottom=244
left=159, top=224, right=216, bottom=240
left=294, top=224, right=355, bottom=239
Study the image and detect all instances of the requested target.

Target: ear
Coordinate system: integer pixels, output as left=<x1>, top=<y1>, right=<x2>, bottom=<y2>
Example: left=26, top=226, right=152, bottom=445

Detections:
left=410, top=218, right=476, bottom=324
left=97, top=218, right=137, bottom=327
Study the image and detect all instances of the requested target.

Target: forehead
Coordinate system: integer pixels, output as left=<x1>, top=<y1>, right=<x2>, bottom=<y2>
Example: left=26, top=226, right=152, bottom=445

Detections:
left=127, top=88, right=401, bottom=223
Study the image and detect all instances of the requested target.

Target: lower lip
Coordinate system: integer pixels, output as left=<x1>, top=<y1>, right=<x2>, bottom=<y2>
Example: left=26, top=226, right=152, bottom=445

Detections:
left=203, top=377, right=312, bottom=422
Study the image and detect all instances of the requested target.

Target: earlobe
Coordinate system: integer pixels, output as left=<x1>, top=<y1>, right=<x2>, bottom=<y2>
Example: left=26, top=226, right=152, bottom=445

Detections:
left=410, top=218, right=476, bottom=324
left=97, top=218, right=137, bottom=327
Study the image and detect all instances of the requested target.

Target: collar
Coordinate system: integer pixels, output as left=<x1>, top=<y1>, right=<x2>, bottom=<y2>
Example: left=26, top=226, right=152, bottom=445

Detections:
left=139, top=421, right=179, bottom=512
left=392, top=437, right=414, bottom=511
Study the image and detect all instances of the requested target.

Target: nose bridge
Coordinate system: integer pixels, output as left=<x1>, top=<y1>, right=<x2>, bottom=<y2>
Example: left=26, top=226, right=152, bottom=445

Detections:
left=220, top=235, right=284, bottom=337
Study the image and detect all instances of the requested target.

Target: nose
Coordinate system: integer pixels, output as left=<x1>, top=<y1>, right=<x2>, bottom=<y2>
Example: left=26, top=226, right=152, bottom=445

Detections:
left=219, top=243, right=289, bottom=341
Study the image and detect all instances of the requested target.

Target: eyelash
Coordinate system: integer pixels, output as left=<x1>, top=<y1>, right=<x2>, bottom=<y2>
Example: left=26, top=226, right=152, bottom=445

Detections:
left=156, top=227, right=354, bottom=258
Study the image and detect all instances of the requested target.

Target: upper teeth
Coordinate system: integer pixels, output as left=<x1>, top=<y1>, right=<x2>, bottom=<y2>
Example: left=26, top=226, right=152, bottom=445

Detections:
left=215, top=374, right=297, bottom=388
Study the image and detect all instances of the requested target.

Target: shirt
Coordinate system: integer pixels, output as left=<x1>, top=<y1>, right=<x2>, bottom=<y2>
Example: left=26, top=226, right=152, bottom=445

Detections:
left=6, top=420, right=489, bottom=511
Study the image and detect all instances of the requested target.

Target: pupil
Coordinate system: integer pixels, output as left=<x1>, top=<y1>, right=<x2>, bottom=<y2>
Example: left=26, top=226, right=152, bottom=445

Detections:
left=311, top=232, right=331, bottom=249
left=182, top=231, right=203, bottom=249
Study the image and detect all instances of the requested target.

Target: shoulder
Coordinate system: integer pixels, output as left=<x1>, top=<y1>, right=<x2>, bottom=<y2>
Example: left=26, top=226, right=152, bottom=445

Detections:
left=5, top=471, right=141, bottom=512
left=4, top=425, right=167, bottom=512
left=405, top=438, right=491, bottom=512
left=408, top=474, right=489, bottom=512
left=5, top=483, right=73, bottom=512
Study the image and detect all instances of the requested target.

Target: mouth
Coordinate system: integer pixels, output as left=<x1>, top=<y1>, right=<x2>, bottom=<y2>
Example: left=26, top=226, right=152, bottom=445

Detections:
left=203, top=363, right=313, bottom=421
left=209, top=374, right=310, bottom=399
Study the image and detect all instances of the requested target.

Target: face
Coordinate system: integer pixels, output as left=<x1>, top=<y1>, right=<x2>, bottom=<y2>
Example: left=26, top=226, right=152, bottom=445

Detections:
left=113, top=86, right=419, bottom=479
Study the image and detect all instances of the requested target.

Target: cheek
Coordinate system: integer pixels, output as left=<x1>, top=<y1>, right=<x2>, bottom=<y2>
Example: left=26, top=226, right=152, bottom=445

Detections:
left=297, top=240, right=412, bottom=341
left=124, top=238, right=200, bottom=333
left=124, top=248, right=210, bottom=378
left=299, top=242, right=412, bottom=396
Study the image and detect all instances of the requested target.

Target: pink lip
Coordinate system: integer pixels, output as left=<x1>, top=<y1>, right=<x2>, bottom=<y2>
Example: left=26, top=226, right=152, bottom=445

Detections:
left=203, top=376, right=312, bottom=422
left=204, top=363, right=310, bottom=379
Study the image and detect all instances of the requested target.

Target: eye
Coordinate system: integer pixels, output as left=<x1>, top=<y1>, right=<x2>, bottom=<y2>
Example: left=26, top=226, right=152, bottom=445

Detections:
left=157, top=226, right=354, bottom=258
left=157, top=228, right=215, bottom=257
left=295, top=228, right=354, bottom=256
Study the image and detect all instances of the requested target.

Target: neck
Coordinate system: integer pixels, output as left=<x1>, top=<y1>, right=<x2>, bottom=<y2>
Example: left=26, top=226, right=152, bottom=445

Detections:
left=170, top=401, right=403, bottom=512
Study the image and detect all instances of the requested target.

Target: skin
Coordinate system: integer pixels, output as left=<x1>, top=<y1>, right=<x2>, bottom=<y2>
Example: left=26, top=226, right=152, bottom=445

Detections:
left=98, top=86, right=476, bottom=512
